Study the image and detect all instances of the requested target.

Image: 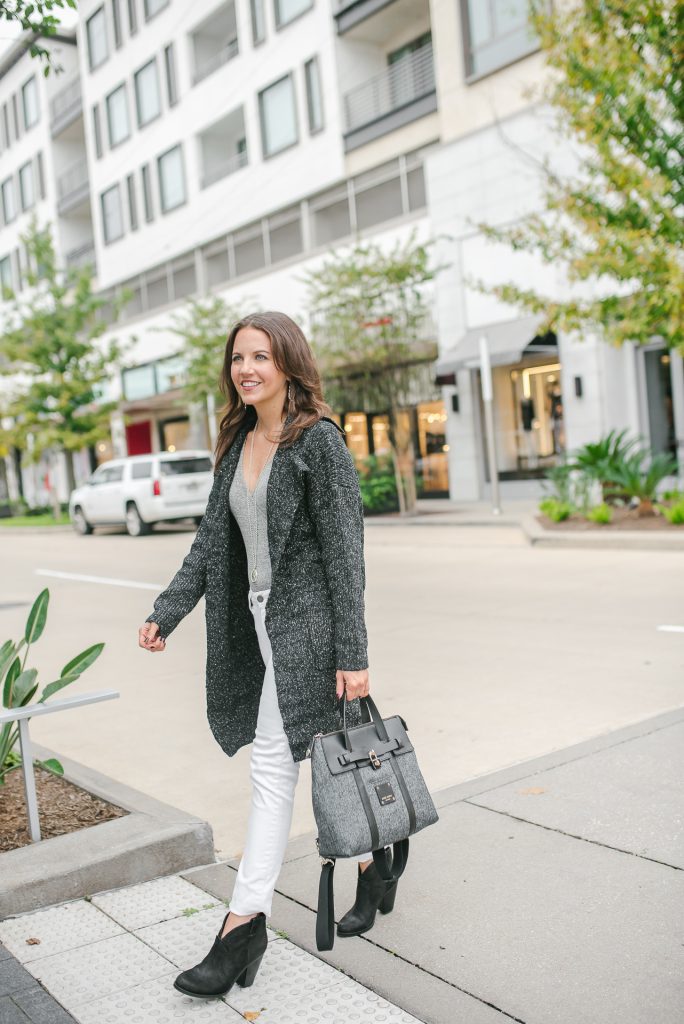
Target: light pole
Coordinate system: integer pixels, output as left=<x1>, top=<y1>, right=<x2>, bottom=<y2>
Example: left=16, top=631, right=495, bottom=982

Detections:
left=479, top=335, right=502, bottom=516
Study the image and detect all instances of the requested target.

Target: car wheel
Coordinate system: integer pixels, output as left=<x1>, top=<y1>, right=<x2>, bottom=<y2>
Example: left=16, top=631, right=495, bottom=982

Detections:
left=72, top=507, right=93, bottom=535
left=125, top=502, right=150, bottom=537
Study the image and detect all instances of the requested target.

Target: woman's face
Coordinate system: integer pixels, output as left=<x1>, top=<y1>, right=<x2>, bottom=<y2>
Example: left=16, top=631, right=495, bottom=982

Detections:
left=230, top=326, right=288, bottom=409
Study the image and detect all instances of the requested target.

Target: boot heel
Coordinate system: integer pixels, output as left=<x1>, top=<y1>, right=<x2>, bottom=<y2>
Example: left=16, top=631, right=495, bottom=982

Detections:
left=236, top=953, right=264, bottom=989
left=379, top=881, right=398, bottom=914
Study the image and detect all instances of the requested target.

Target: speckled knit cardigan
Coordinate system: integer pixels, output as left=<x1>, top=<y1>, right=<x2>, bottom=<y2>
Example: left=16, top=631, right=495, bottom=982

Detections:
left=145, top=411, right=367, bottom=763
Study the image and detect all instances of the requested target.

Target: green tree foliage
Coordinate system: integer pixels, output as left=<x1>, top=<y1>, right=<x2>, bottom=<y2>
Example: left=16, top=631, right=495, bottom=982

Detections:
left=477, top=0, right=683, bottom=352
left=0, top=1, right=77, bottom=75
left=303, top=231, right=443, bottom=514
left=0, top=220, right=128, bottom=497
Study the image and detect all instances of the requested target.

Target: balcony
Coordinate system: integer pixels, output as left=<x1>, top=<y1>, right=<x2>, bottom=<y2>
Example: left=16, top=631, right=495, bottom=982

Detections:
left=66, top=242, right=96, bottom=273
left=50, top=77, right=82, bottom=136
left=334, top=0, right=400, bottom=35
left=342, top=41, right=436, bottom=151
left=190, top=3, right=239, bottom=85
left=198, top=108, right=248, bottom=188
left=57, top=158, right=90, bottom=215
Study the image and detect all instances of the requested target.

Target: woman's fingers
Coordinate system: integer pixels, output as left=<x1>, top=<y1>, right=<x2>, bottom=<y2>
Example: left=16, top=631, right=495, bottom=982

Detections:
left=336, top=669, right=369, bottom=700
left=139, top=622, right=166, bottom=652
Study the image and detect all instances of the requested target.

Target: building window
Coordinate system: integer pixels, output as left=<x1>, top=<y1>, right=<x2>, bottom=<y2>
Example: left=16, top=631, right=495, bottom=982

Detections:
left=134, top=59, right=161, bottom=126
left=310, top=183, right=350, bottom=247
left=0, top=255, right=13, bottom=295
left=460, top=0, right=537, bottom=79
left=127, top=0, right=138, bottom=34
left=101, top=183, right=124, bottom=243
left=19, top=162, right=35, bottom=210
left=250, top=0, right=265, bottom=44
left=258, top=74, right=298, bottom=158
left=268, top=205, right=303, bottom=263
left=274, top=0, right=312, bottom=30
left=141, top=163, right=154, bottom=221
left=157, top=144, right=186, bottom=212
left=86, top=6, right=109, bottom=70
left=353, top=159, right=403, bottom=231
left=106, top=84, right=130, bottom=147
left=36, top=152, right=45, bottom=199
left=112, top=0, right=123, bottom=47
left=164, top=43, right=178, bottom=106
left=144, top=0, right=169, bottom=19
left=233, top=220, right=265, bottom=277
left=12, top=94, right=21, bottom=140
left=304, top=56, right=323, bottom=134
left=92, top=104, right=103, bottom=158
left=126, top=173, right=138, bottom=230
left=0, top=104, right=9, bottom=150
left=1, top=177, right=16, bottom=224
left=21, top=76, right=39, bottom=129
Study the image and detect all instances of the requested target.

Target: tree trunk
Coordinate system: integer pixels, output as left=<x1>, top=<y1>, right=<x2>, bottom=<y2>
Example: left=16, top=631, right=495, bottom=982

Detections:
left=48, top=452, right=61, bottom=519
left=390, top=408, right=418, bottom=515
left=389, top=446, right=406, bottom=515
left=64, top=449, right=76, bottom=495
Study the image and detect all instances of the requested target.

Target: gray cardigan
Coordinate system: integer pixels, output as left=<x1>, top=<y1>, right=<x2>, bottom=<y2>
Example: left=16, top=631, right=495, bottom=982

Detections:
left=145, top=411, right=367, bottom=763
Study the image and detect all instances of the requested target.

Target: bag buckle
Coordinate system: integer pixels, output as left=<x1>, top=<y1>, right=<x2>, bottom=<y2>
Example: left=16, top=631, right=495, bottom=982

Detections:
left=368, top=749, right=382, bottom=770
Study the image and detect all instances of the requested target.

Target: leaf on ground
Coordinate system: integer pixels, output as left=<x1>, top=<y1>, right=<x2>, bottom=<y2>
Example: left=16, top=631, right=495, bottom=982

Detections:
left=518, top=787, right=546, bottom=795
left=243, top=1012, right=262, bottom=1021
left=25, top=937, right=41, bottom=945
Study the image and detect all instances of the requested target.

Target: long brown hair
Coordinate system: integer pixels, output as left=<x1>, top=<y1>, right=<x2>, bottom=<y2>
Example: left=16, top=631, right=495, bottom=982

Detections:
left=214, top=311, right=333, bottom=473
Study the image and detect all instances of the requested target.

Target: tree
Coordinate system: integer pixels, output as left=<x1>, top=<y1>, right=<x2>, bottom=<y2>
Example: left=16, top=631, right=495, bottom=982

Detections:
left=164, top=295, right=247, bottom=450
left=476, top=0, right=683, bottom=353
left=303, top=231, right=443, bottom=514
left=0, top=1, right=77, bottom=75
left=0, top=219, right=128, bottom=506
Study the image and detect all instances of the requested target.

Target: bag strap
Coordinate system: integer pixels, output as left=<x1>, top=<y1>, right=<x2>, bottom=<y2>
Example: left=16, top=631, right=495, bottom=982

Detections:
left=315, top=840, right=410, bottom=951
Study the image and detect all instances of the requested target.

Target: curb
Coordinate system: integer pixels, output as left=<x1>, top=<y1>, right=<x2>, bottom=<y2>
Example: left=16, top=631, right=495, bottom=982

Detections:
left=0, top=745, right=216, bottom=919
left=521, top=515, right=684, bottom=551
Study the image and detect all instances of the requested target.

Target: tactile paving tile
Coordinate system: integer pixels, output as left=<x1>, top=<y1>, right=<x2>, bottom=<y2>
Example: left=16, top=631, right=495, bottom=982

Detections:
left=25, top=931, right=172, bottom=1007
left=0, top=900, right=124, bottom=963
left=91, top=875, right=222, bottom=930
left=135, top=906, right=280, bottom=969
left=224, top=938, right=414, bottom=1021
left=73, top=970, right=246, bottom=1024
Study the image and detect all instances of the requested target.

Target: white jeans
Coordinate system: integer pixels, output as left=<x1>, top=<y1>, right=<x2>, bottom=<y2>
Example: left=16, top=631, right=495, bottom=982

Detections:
left=229, top=586, right=372, bottom=917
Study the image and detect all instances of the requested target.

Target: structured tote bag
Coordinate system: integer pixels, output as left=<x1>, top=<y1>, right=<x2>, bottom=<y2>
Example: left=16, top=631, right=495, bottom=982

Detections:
left=309, top=694, right=439, bottom=950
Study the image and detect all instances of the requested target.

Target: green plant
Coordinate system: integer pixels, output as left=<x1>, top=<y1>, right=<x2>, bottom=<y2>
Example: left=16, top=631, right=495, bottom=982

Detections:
left=661, top=489, right=684, bottom=502
left=604, top=450, right=679, bottom=516
left=356, top=454, right=400, bottom=514
left=539, top=497, right=572, bottom=522
left=0, top=589, right=104, bottom=785
left=586, top=503, right=613, bottom=525
left=660, top=500, right=684, bottom=525
left=542, top=463, right=573, bottom=503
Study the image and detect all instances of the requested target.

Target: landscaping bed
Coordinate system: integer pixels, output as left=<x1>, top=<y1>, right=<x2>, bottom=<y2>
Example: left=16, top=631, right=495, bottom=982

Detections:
left=0, top=766, right=127, bottom=852
left=537, top=507, right=683, bottom=531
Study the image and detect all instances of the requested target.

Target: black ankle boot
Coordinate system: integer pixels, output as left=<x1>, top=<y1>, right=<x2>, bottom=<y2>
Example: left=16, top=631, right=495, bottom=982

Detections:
left=337, top=862, right=399, bottom=938
left=174, top=911, right=268, bottom=999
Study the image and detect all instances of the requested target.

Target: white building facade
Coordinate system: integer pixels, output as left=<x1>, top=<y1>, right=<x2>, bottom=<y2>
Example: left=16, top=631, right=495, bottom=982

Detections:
left=0, top=0, right=681, bottom=508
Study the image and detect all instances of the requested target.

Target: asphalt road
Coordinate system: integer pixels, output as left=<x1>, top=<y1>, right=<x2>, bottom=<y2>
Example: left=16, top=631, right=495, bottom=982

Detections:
left=2, top=520, right=683, bottom=858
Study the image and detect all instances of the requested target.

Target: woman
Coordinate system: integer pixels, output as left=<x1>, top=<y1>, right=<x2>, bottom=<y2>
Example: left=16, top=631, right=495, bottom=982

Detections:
left=138, top=312, right=399, bottom=1000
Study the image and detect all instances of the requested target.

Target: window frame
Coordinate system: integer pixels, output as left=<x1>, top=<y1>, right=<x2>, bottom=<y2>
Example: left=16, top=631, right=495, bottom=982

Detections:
left=134, top=58, right=162, bottom=128
left=105, top=83, right=131, bottom=148
left=1, top=177, right=16, bottom=224
left=21, top=76, right=39, bottom=130
left=86, top=6, right=110, bottom=71
left=250, top=0, right=266, bottom=45
left=274, top=0, right=313, bottom=31
left=18, top=161, right=35, bottom=211
left=303, top=56, right=324, bottom=134
left=163, top=43, right=179, bottom=107
left=101, top=183, right=125, bottom=244
left=143, top=0, right=169, bottom=21
left=258, top=72, right=299, bottom=159
left=459, top=0, right=539, bottom=83
left=156, top=143, right=187, bottom=214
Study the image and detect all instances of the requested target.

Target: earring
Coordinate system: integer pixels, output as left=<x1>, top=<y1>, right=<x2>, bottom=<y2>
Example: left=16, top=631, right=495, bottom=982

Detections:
left=287, top=381, right=293, bottom=402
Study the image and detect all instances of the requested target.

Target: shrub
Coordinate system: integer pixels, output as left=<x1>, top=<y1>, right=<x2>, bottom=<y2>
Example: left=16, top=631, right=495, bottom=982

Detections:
left=357, top=454, right=399, bottom=514
left=539, top=497, right=572, bottom=522
left=660, top=500, right=684, bottom=525
left=586, top=503, right=613, bottom=524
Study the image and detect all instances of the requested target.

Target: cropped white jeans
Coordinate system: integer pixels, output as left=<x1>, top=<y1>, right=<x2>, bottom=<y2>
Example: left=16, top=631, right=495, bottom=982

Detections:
left=229, top=586, right=372, bottom=918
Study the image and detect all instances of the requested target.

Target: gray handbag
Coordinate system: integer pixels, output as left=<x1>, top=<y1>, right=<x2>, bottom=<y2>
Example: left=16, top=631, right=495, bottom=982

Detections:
left=309, top=694, right=439, bottom=950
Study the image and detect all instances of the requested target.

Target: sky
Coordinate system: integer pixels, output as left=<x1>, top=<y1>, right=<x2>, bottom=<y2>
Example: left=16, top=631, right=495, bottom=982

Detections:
left=0, top=4, right=80, bottom=60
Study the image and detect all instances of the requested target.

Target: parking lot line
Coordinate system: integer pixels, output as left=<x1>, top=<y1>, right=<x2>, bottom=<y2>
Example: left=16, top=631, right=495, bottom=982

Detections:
left=35, top=569, right=163, bottom=590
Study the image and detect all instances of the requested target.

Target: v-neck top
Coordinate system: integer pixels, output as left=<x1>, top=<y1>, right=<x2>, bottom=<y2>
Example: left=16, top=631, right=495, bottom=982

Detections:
left=228, top=439, right=274, bottom=591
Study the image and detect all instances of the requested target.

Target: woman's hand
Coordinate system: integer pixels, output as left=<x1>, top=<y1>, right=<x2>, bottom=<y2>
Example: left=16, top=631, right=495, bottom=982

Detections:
left=336, top=668, right=369, bottom=700
left=138, top=621, right=166, bottom=652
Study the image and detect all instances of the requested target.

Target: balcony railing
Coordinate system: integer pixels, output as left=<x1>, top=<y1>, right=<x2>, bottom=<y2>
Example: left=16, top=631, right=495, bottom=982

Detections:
left=343, top=42, right=435, bottom=134
left=57, top=157, right=90, bottom=214
left=66, top=242, right=96, bottom=272
left=50, top=77, right=82, bottom=135
left=200, top=148, right=248, bottom=189
left=192, top=38, right=239, bottom=85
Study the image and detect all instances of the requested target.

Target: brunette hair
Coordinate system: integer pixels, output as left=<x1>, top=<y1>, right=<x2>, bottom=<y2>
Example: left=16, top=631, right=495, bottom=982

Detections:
left=213, top=311, right=333, bottom=473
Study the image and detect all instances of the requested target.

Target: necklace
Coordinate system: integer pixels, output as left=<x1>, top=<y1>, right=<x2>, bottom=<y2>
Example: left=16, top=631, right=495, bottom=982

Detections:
left=246, top=419, right=280, bottom=584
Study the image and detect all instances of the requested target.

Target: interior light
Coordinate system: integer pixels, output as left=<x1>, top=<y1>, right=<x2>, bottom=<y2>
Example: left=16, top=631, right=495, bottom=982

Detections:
left=168, top=445, right=176, bottom=452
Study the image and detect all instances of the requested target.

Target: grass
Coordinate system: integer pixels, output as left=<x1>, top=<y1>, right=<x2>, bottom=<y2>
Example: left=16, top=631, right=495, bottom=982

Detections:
left=0, top=513, right=71, bottom=527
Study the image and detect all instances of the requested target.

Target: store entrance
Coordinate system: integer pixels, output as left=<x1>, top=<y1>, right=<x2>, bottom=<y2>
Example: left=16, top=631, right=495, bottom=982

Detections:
left=509, top=362, right=564, bottom=472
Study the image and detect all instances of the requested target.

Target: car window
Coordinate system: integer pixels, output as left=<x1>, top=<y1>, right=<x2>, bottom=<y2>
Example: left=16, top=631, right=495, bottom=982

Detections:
left=100, top=465, right=124, bottom=483
left=160, top=457, right=212, bottom=475
left=131, top=461, right=152, bottom=479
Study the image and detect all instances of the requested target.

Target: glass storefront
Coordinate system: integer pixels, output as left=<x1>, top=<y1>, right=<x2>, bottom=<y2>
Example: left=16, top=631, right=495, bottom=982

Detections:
left=507, top=362, right=564, bottom=473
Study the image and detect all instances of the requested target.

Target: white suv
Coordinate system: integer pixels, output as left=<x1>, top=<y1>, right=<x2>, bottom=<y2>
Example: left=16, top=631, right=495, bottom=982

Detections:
left=69, top=450, right=214, bottom=537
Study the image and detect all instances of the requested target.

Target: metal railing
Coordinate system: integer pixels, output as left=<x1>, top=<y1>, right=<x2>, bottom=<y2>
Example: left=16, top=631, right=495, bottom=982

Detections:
left=1, top=690, right=119, bottom=843
left=201, top=148, right=248, bottom=189
left=343, top=42, right=435, bottom=133
left=192, top=38, right=239, bottom=85
left=50, top=76, right=83, bottom=135
left=57, top=157, right=90, bottom=212
left=66, top=242, right=96, bottom=271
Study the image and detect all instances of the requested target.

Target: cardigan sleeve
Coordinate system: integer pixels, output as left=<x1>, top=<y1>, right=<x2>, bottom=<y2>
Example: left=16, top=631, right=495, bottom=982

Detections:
left=305, top=423, right=369, bottom=671
left=144, top=458, right=226, bottom=639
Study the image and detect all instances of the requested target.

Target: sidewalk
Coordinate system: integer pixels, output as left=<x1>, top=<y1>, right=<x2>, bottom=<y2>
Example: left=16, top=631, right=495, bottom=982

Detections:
left=1, top=708, right=682, bottom=1024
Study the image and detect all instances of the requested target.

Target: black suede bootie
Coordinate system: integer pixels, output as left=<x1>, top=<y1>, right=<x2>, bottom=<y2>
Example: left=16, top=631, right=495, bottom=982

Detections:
left=174, top=911, right=268, bottom=999
left=336, top=861, right=399, bottom=938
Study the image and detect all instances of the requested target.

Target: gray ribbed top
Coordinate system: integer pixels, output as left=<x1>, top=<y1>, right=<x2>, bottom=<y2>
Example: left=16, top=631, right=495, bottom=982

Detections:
left=228, top=440, right=274, bottom=591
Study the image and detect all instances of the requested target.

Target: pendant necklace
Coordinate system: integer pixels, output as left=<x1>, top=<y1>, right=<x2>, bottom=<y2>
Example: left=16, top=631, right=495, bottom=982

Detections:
left=247, top=419, right=280, bottom=584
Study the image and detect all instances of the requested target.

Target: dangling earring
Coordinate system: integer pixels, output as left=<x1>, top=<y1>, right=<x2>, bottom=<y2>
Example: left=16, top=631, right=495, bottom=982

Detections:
left=287, top=381, right=293, bottom=402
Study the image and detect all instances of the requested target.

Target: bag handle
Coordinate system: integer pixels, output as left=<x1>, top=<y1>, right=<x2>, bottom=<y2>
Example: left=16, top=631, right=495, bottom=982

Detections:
left=338, top=693, right=390, bottom=752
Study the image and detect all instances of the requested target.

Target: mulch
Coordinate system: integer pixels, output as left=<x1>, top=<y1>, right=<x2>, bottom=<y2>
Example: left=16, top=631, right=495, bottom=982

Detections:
left=537, top=507, right=683, bottom=531
left=0, top=766, right=128, bottom=852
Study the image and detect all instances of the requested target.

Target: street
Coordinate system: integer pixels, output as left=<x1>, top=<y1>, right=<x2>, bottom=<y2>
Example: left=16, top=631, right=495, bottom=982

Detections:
left=2, top=520, right=683, bottom=858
